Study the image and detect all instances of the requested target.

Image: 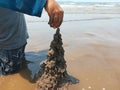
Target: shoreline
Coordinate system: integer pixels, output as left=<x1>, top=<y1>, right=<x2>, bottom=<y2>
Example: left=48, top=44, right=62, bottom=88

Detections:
left=0, top=13, right=120, bottom=90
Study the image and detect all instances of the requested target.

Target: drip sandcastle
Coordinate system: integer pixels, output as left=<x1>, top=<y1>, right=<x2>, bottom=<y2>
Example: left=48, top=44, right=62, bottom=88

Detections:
left=36, top=28, right=71, bottom=90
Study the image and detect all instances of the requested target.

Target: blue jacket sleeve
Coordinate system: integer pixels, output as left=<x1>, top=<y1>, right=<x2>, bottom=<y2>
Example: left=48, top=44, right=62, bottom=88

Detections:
left=0, top=0, right=46, bottom=17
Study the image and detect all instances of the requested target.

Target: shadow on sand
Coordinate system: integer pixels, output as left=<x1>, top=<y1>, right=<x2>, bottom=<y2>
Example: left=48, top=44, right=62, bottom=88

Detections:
left=19, top=49, right=79, bottom=86
left=19, top=49, right=48, bottom=83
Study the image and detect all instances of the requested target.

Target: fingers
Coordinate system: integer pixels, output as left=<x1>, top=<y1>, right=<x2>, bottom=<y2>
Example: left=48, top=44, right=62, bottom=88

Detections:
left=58, top=11, right=64, bottom=27
left=53, top=13, right=59, bottom=28
left=48, top=10, right=64, bottom=28
left=48, top=13, right=53, bottom=26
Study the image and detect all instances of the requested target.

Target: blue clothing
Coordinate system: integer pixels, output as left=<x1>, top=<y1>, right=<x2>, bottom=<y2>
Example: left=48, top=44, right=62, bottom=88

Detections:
left=0, top=44, right=26, bottom=75
left=0, top=7, right=28, bottom=50
left=0, top=0, right=46, bottom=17
left=0, top=0, right=47, bottom=74
left=0, top=0, right=46, bottom=49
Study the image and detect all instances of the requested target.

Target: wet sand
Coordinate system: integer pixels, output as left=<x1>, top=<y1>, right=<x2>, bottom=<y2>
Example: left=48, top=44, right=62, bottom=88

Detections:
left=1, top=14, right=120, bottom=90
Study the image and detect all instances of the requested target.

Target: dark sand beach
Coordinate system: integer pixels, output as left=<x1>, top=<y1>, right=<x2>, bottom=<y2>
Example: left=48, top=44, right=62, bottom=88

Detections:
left=1, top=6, right=120, bottom=90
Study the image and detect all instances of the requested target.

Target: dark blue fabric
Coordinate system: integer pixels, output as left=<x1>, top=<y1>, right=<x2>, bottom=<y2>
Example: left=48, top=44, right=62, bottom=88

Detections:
left=0, top=44, right=26, bottom=75
left=0, top=0, right=46, bottom=17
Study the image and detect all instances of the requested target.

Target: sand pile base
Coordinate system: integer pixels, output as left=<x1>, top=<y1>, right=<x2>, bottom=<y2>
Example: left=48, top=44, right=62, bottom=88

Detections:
left=36, top=28, right=71, bottom=90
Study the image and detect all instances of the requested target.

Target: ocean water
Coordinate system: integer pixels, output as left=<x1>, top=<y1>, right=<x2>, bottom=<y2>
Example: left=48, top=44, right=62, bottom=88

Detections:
left=57, top=0, right=120, bottom=6
left=25, top=1, right=120, bottom=23
left=56, top=0, right=120, bottom=14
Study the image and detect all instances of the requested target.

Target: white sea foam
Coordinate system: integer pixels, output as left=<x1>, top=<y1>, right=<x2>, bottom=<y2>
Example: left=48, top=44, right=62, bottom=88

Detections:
left=60, top=2, right=120, bottom=14
left=94, top=4, right=115, bottom=7
left=25, top=2, right=120, bottom=23
left=59, top=1, right=120, bottom=9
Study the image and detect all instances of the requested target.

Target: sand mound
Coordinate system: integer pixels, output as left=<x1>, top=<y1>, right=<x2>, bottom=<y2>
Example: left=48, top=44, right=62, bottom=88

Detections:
left=36, top=28, right=71, bottom=90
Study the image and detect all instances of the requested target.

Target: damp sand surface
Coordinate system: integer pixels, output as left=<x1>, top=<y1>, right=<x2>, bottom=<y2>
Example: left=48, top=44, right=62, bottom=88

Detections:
left=1, top=14, right=120, bottom=90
